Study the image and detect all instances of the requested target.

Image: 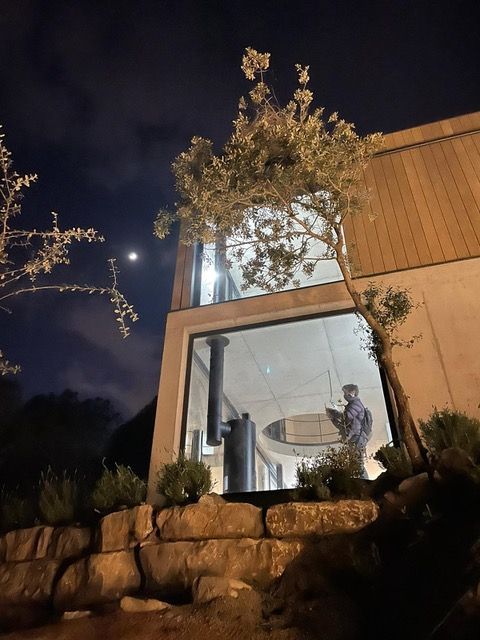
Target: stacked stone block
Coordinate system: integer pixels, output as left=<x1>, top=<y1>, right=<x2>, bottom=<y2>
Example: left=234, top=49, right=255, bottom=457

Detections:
left=0, top=497, right=379, bottom=623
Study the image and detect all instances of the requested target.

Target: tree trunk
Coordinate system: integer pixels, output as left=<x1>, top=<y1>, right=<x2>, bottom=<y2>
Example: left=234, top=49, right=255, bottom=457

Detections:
left=334, top=247, right=424, bottom=468
left=378, top=344, right=424, bottom=469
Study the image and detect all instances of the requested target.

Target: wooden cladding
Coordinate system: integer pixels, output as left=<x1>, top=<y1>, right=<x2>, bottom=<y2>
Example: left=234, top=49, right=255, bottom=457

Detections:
left=171, top=243, right=195, bottom=310
left=172, top=112, right=480, bottom=309
left=345, top=112, right=480, bottom=277
left=381, top=112, right=480, bottom=152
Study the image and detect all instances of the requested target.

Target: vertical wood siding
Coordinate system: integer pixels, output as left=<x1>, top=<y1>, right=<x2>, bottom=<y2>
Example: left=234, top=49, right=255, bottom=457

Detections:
left=347, top=112, right=480, bottom=276
left=170, top=244, right=195, bottom=310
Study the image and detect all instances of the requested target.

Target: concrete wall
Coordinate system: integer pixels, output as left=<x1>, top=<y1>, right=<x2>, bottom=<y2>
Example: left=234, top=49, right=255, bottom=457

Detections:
left=379, top=257, right=480, bottom=419
left=148, top=257, right=480, bottom=498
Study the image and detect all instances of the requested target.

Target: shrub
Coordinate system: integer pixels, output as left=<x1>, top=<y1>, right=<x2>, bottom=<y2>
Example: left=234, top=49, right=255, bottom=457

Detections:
left=38, top=469, right=80, bottom=526
left=295, top=459, right=332, bottom=501
left=156, top=454, right=213, bottom=506
left=420, top=409, right=480, bottom=460
left=374, top=443, right=413, bottom=479
left=295, top=445, right=364, bottom=501
left=0, top=488, right=35, bottom=532
left=91, top=463, right=146, bottom=514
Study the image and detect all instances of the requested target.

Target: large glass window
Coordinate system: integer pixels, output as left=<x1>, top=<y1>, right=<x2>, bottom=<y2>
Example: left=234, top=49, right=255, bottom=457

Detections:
left=195, top=239, right=343, bottom=306
left=184, top=313, right=392, bottom=493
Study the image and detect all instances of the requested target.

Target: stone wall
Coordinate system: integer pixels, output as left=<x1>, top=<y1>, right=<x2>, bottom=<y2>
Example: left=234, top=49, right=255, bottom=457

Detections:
left=0, top=496, right=378, bottom=627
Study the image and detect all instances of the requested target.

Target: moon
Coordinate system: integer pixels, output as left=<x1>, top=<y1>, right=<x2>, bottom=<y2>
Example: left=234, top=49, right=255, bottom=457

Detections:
left=127, top=251, right=138, bottom=262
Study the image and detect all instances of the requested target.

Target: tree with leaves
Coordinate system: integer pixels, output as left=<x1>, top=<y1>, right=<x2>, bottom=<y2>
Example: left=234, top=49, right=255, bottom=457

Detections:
left=0, top=127, right=138, bottom=375
left=155, top=48, right=423, bottom=467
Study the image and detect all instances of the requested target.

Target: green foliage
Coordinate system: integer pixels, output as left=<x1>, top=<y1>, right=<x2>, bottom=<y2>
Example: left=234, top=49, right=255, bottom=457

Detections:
left=420, top=409, right=480, bottom=460
left=38, top=468, right=80, bottom=526
left=0, top=488, right=35, bottom=532
left=156, top=454, right=213, bottom=506
left=374, top=443, right=413, bottom=479
left=154, top=48, right=383, bottom=294
left=295, top=445, right=364, bottom=501
left=91, top=463, right=146, bottom=514
left=295, top=459, right=332, bottom=501
left=358, top=282, right=421, bottom=363
left=154, top=48, right=420, bottom=466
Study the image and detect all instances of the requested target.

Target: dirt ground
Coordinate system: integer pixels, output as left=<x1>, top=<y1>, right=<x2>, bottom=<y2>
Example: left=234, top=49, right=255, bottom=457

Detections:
left=0, top=593, right=302, bottom=640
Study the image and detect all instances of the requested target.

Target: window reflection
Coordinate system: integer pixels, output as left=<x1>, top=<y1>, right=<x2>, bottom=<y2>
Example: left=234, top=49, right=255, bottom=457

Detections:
left=196, top=237, right=343, bottom=306
left=184, top=313, right=392, bottom=492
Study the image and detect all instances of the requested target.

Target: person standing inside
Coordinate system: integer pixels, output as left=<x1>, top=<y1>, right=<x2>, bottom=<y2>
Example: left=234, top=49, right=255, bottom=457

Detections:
left=326, top=384, right=372, bottom=475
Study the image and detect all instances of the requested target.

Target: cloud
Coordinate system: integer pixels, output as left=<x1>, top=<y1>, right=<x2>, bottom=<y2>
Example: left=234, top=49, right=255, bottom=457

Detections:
left=60, top=298, right=162, bottom=417
left=0, top=2, right=239, bottom=190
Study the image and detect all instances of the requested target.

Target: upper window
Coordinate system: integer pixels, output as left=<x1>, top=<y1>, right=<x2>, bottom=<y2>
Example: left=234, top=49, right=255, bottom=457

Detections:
left=187, top=191, right=347, bottom=306
left=194, top=238, right=343, bottom=306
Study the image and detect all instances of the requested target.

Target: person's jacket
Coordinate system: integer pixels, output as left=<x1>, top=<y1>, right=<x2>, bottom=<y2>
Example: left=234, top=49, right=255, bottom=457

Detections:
left=344, top=396, right=367, bottom=447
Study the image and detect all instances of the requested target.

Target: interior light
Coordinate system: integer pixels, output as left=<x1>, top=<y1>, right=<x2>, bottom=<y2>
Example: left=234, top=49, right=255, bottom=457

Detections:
left=202, top=265, right=217, bottom=286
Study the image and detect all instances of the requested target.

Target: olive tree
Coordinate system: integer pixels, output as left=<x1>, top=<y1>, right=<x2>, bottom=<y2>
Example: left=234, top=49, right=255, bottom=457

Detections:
left=155, top=49, right=423, bottom=466
left=0, top=127, right=138, bottom=375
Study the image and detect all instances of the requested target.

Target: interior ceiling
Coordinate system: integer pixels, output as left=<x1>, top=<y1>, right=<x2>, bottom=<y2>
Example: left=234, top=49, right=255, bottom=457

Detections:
left=227, top=254, right=342, bottom=298
left=194, top=313, right=388, bottom=434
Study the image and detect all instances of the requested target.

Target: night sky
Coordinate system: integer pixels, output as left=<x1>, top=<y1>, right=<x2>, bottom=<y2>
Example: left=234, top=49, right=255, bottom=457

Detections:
left=0, top=0, right=478, bottom=419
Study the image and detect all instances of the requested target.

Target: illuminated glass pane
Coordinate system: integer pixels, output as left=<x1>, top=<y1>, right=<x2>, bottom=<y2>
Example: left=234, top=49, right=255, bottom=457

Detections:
left=184, top=313, right=391, bottom=492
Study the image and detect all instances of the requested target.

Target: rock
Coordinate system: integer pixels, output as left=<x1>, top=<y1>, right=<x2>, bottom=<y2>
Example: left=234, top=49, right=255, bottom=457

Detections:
left=0, top=525, right=91, bottom=564
left=0, top=604, right=51, bottom=631
left=436, top=447, right=480, bottom=484
left=156, top=501, right=263, bottom=541
left=140, top=538, right=304, bottom=594
left=192, top=576, right=252, bottom=604
left=265, top=500, right=379, bottom=538
left=62, top=610, right=93, bottom=620
left=274, top=534, right=377, bottom=601
left=97, top=505, right=154, bottom=552
left=397, top=473, right=430, bottom=498
left=272, top=536, right=370, bottom=639
left=1, top=526, right=54, bottom=562
left=120, top=596, right=171, bottom=613
left=0, top=559, right=61, bottom=606
left=384, top=473, right=432, bottom=513
left=54, top=550, right=141, bottom=610
left=427, top=587, right=480, bottom=639
left=198, top=493, right=226, bottom=505
left=50, top=527, right=91, bottom=560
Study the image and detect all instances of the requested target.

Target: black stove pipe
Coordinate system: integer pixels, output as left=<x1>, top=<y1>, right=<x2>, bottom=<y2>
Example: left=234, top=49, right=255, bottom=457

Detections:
left=205, top=334, right=256, bottom=492
left=223, top=413, right=256, bottom=493
left=205, top=335, right=231, bottom=446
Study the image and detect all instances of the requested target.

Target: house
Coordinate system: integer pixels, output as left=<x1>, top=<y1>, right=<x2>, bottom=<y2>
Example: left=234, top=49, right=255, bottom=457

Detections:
left=147, top=111, right=480, bottom=497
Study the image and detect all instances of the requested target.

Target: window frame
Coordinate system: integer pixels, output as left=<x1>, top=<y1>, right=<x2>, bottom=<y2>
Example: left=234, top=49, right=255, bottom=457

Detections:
left=180, top=307, right=399, bottom=484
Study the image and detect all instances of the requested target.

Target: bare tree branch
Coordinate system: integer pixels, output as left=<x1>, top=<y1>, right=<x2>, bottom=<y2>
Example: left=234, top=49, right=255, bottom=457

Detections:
left=0, top=126, right=138, bottom=374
